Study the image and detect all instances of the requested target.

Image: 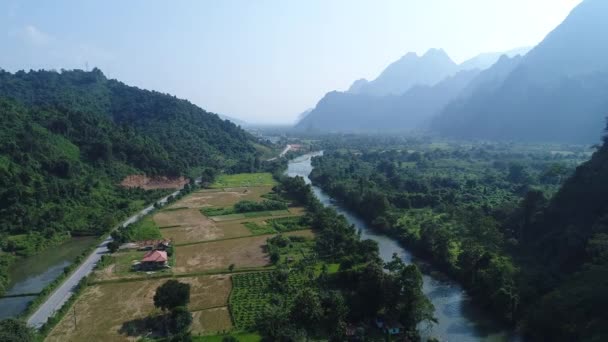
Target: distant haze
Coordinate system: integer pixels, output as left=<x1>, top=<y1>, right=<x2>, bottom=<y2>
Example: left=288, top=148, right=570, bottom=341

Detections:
left=0, top=0, right=581, bottom=124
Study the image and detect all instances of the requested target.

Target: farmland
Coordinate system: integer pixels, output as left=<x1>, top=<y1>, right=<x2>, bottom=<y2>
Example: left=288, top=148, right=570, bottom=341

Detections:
left=174, top=235, right=272, bottom=273
left=229, top=271, right=308, bottom=329
left=46, top=275, right=231, bottom=341
left=210, top=173, right=277, bottom=188
left=48, top=176, right=311, bottom=341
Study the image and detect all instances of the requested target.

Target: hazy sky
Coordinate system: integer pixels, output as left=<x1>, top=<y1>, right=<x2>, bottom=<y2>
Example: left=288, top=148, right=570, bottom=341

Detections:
left=0, top=0, right=582, bottom=124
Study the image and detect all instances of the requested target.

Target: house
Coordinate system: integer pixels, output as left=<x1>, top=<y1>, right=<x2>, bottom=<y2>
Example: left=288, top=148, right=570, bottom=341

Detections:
left=140, top=250, right=168, bottom=269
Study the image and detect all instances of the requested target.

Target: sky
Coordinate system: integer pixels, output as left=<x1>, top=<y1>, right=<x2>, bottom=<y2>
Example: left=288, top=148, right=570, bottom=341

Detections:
left=0, top=0, right=582, bottom=124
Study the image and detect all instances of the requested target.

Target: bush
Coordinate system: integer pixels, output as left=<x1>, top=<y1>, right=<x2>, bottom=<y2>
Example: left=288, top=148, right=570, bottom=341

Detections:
left=234, top=200, right=288, bottom=213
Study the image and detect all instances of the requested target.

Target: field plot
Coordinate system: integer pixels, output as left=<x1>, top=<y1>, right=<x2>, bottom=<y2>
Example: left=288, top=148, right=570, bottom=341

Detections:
left=174, top=230, right=314, bottom=273
left=187, top=275, right=232, bottom=311
left=229, top=271, right=308, bottom=329
left=191, top=307, right=233, bottom=335
left=47, top=275, right=231, bottom=342
left=210, top=209, right=293, bottom=222
left=168, top=186, right=272, bottom=209
left=174, top=235, right=271, bottom=273
left=210, top=173, right=277, bottom=188
left=155, top=208, right=227, bottom=243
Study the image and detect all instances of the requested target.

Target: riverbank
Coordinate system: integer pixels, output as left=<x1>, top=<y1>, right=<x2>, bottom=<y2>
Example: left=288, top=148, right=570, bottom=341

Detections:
left=287, top=152, right=518, bottom=341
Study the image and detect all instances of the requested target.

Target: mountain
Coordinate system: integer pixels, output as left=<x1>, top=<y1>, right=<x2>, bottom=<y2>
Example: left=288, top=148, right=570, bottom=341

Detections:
left=458, top=46, right=530, bottom=71
left=352, top=49, right=458, bottom=96
left=516, top=123, right=608, bottom=340
left=347, top=79, right=369, bottom=93
left=432, top=0, right=608, bottom=143
left=296, top=46, right=533, bottom=133
left=0, top=68, right=258, bottom=265
left=296, top=69, right=480, bottom=132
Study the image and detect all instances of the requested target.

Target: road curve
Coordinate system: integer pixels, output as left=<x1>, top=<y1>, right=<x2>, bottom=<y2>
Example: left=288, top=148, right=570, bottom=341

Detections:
left=27, top=189, right=181, bottom=329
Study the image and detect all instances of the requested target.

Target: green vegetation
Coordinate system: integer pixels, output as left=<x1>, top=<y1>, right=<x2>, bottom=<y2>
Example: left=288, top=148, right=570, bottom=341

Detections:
left=211, top=173, right=277, bottom=188
left=0, top=318, right=35, bottom=342
left=114, top=216, right=162, bottom=243
left=244, top=216, right=310, bottom=236
left=192, top=332, right=261, bottom=342
left=0, top=68, right=265, bottom=295
left=266, top=234, right=315, bottom=264
left=229, top=271, right=307, bottom=330
left=307, top=136, right=606, bottom=340
left=228, top=175, right=434, bottom=340
left=234, top=200, right=288, bottom=213
left=210, top=210, right=292, bottom=222
left=201, top=199, right=288, bottom=217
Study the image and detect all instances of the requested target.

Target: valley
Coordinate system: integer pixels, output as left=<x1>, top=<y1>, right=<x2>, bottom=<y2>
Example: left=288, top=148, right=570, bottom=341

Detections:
left=2, top=1, right=608, bottom=341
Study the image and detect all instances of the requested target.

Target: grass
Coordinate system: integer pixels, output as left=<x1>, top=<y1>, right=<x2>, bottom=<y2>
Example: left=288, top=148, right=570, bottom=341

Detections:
left=211, top=210, right=292, bottom=222
left=191, top=307, right=233, bottom=335
left=193, top=332, right=262, bottom=342
left=210, top=173, right=277, bottom=188
left=243, top=222, right=276, bottom=235
left=112, top=250, right=147, bottom=274
left=201, top=206, right=236, bottom=216
left=243, top=216, right=310, bottom=236
left=125, top=216, right=162, bottom=241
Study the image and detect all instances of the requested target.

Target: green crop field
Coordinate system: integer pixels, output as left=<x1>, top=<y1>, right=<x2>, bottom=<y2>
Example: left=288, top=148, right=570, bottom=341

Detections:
left=229, top=271, right=308, bottom=329
left=210, top=210, right=292, bottom=222
left=211, top=173, right=277, bottom=188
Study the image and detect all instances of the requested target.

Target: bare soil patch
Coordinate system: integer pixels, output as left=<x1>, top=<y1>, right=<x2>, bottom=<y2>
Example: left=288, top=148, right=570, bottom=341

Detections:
left=156, top=208, right=254, bottom=244
left=168, top=186, right=272, bottom=209
left=120, top=174, right=188, bottom=190
left=174, top=235, right=271, bottom=273
left=191, top=307, right=233, bottom=334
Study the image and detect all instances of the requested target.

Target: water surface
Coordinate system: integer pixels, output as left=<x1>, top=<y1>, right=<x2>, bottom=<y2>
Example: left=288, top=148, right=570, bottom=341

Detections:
left=286, top=152, right=517, bottom=341
left=0, top=236, right=96, bottom=319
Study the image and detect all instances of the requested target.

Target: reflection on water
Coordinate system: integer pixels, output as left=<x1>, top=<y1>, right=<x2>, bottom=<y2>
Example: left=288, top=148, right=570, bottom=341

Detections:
left=287, top=152, right=518, bottom=342
left=0, top=236, right=96, bottom=319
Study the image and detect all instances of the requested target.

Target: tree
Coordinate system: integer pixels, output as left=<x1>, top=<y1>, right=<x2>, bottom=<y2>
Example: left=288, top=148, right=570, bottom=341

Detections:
left=154, top=280, right=191, bottom=311
left=169, top=306, right=192, bottom=335
left=290, top=288, right=323, bottom=333
left=0, top=319, right=35, bottom=342
left=107, top=240, right=120, bottom=253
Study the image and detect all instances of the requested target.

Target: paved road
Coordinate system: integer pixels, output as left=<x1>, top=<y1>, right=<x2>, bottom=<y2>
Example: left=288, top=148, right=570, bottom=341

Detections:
left=27, top=189, right=181, bottom=329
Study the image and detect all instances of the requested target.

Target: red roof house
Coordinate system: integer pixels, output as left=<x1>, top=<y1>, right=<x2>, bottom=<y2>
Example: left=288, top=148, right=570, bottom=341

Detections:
left=141, top=250, right=169, bottom=264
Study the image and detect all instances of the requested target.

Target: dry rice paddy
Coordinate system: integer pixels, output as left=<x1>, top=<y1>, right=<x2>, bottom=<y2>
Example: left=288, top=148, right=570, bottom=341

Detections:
left=166, top=186, right=273, bottom=209
left=47, top=275, right=231, bottom=341
left=49, top=182, right=311, bottom=340
left=174, top=230, right=314, bottom=273
left=191, top=307, right=233, bottom=334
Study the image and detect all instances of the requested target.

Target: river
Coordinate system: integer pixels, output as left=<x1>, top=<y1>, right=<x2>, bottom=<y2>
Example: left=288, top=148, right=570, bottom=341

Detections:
left=286, top=152, right=518, bottom=341
left=0, top=236, right=97, bottom=319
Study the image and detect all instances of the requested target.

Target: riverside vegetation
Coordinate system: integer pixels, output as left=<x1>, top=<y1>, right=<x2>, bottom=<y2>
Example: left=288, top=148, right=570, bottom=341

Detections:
left=307, top=134, right=608, bottom=340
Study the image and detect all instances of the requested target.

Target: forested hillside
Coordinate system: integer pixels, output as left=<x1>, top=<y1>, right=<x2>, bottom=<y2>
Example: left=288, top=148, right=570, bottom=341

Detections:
left=519, top=130, right=608, bottom=340
left=0, top=69, right=258, bottom=294
left=307, top=136, right=607, bottom=340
